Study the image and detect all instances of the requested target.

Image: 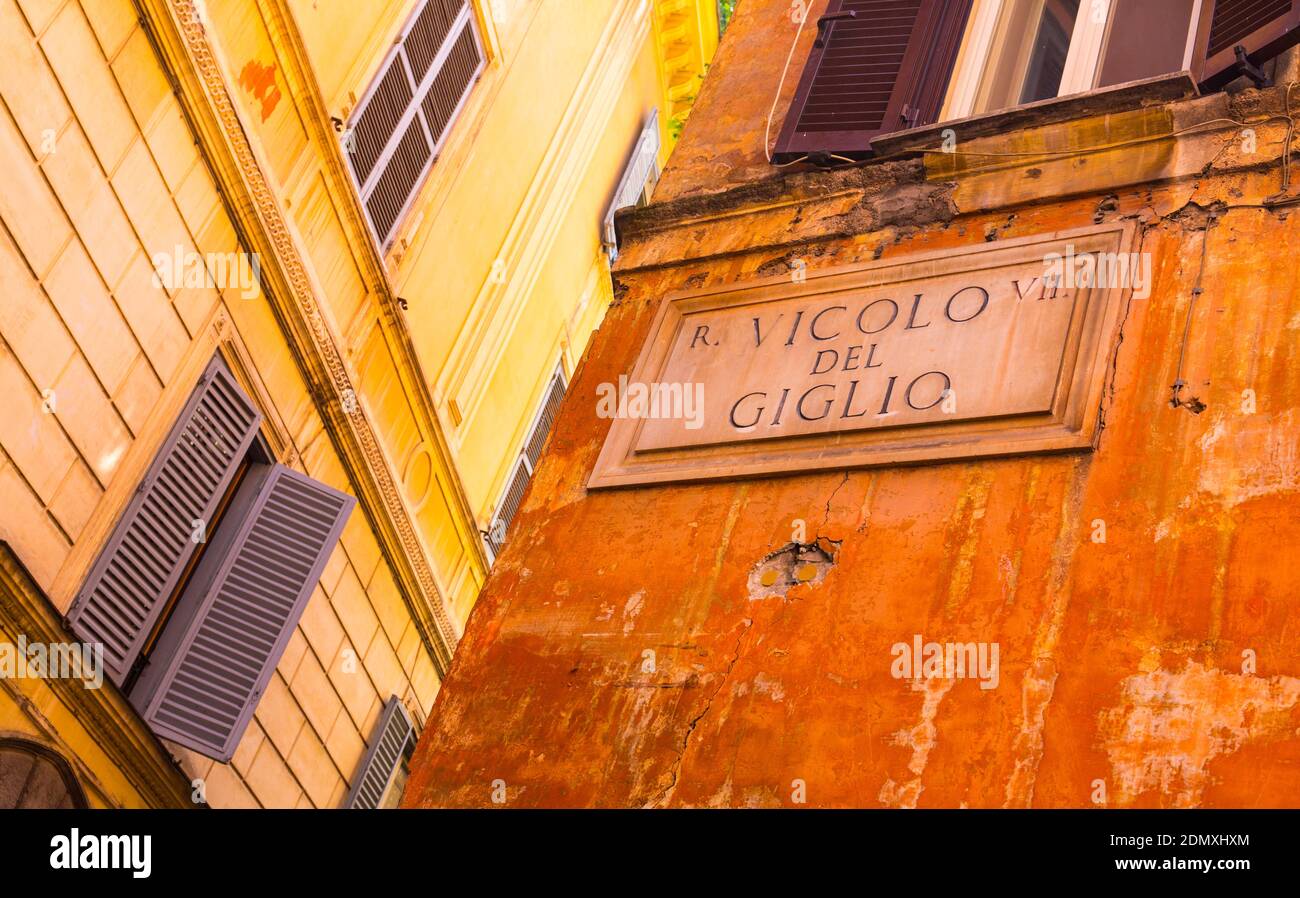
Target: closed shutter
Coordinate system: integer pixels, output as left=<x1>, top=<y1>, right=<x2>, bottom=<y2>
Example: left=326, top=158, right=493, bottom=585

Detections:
left=524, top=369, right=567, bottom=468
left=67, top=358, right=261, bottom=686
left=131, top=465, right=354, bottom=761
left=773, top=0, right=974, bottom=162
left=487, top=456, right=531, bottom=557
left=344, top=696, right=417, bottom=808
left=1195, top=0, right=1300, bottom=88
left=347, top=0, right=485, bottom=247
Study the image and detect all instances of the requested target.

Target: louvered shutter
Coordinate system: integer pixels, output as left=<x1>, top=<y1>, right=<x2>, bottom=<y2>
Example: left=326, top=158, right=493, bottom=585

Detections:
left=487, top=457, right=531, bottom=556
left=1194, top=0, right=1300, bottom=88
left=524, top=369, right=567, bottom=468
left=67, top=358, right=261, bottom=686
left=347, top=0, right=485, bottom=248
left=344, top=696, right=417, bottom=808
left=773, top=0, right=974, bottom=161
left=131, top=464, right=354, bottom=761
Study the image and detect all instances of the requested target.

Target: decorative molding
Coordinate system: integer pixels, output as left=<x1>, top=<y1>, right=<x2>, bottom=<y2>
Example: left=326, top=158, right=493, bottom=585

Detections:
left=0, top=543, right=192, bottom=809
left=134, top=0, right=466, bottom=672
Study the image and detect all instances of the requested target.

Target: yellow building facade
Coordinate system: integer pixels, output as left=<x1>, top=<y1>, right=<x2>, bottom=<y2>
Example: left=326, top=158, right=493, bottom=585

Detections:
left=0, top=0, right=717, bottom=808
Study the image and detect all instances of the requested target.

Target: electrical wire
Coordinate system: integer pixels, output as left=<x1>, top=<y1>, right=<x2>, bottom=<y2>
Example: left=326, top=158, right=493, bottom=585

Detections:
left=764, top=3, right=812, bottom=164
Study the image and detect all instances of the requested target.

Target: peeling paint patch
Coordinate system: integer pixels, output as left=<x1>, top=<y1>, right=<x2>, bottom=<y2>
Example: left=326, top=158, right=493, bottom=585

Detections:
left=879, top=677, right=954, bottom=808
left=238, top=60, right=282, bottom=122
left=1197, top=409, right=1300, bottom=506
left=752, top=671, right=785, bottom=702
left=1099, top=660, right=1300, bottom=806
left=621, top=590, right=646, bottom=634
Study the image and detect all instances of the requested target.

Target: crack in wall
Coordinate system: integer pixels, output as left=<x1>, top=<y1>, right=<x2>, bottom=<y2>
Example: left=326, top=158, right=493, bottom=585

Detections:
left=643, top=619, right=754, bottom=808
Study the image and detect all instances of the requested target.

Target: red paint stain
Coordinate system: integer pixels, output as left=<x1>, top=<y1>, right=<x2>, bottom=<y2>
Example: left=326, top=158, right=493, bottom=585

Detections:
left=238, top=60, right=282, bottom=122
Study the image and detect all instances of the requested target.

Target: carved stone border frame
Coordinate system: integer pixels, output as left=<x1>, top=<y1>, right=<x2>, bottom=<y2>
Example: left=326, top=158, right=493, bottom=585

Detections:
left=591, top=221, right=1137, bottom=487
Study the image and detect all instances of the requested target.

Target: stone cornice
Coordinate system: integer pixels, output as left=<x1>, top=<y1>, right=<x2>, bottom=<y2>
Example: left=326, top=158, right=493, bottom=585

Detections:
left=615, top=80, right=1300, bottom=274
left=133, top=0, right=463, bottom=674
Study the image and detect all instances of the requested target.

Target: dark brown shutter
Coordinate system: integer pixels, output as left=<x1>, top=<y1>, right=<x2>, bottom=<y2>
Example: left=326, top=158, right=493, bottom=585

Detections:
left=131, top=464, right=354, bottom=761
left=346, top=0, right=485, bottom=247
left=344, top=696, right=417, bottom=808
left=774, top=0, right=974, bottom=162
left=1195, top=0, right=1300, bottom=88
left=524, top=370, right=566, bottom=468
left=67, top=357, right=261, bottom=686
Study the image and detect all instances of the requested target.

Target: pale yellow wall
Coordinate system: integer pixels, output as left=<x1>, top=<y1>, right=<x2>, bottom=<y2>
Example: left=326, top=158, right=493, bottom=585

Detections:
left=456, top=36, right=665, bottom=514
left=0, top=0, right=440, bottom=808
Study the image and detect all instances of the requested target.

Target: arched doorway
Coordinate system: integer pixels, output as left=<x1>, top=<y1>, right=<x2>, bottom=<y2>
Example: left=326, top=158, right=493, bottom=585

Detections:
left=0, top=738, right=88, bottom=808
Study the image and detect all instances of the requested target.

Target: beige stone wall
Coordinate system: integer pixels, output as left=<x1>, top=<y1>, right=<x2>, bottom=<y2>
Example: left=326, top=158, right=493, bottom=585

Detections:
left=0, top=0, right=439, bottom=808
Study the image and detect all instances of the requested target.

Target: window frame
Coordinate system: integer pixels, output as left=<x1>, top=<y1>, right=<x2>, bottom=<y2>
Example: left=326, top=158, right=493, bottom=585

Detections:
left=343, top=0, right=486, bottom=251
left=484, top=360, right=567, bottom=560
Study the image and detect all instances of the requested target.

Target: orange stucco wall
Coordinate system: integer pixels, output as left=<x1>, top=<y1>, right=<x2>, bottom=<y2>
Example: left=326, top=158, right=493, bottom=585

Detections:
left=404, top=0, right=1300, bottom=808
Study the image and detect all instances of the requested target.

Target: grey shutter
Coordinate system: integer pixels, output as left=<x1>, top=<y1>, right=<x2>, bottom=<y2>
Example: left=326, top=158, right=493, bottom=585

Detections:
left=132, top=464, right=354, bottom=761
left=487, top=456, right=531, bottom=556
left=67, top=357, right=261, bottom=685
left=347, top=0, right=485, bottom=248
left=524, top=369, right=567, bottom=468
left=344, top=696, right=417, bottom=808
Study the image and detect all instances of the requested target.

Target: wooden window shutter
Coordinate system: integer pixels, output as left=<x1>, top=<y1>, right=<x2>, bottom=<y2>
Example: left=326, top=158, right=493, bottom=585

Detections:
left=67, top=358, right=261, bottom=686
left=524, top=369, right=567, bottom=469
left=130, top=465, right=355, bottom=761
left=344, top=696, right=417, bottom=808
left=1194, top=0, right=1300, bottom=89
left=773, top=0, right=974, bottom=162
left=346, top=0, right=485, bottom=248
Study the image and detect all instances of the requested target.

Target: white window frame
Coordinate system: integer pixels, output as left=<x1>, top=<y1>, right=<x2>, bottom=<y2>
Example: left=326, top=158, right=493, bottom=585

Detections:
left=943, top=0, right=1130, bottom=120
left=603, top=108, right=661, bottom=262
left=945, top=0, right=1212, bottom=121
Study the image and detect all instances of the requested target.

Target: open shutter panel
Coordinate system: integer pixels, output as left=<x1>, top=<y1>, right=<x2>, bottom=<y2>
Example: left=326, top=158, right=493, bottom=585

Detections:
left=66, top=359, right=261, bottom=686
left=344, top=696, right=417, bottom=808
left=773, top=0, right=974, bottom=161
left=524, top=371, right=567, bottom=469
left=1196, top=0, right=1300, bottom=88
left=348, top=0, right=484, bottom=247
left=135, top=465, right=354, bottom=761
